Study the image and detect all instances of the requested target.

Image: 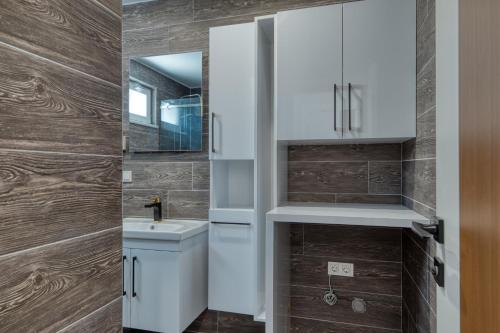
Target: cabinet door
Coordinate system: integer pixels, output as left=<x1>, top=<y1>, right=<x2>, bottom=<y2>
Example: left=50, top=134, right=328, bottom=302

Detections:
left=342, top=0, right=416, bottom=140
left=209, top=222, right=254, bottom=314
left=122, top=248, right=131, bottom=328
left=209, top=23, right=255, bottom=160
left=276, top=5, right=343, bottom=141
left=130, top=249, right=179, bottom=333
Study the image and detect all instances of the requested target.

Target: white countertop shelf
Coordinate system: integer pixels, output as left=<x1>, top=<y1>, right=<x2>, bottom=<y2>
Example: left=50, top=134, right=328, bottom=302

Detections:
left=266, top=203, right=429, bottom=228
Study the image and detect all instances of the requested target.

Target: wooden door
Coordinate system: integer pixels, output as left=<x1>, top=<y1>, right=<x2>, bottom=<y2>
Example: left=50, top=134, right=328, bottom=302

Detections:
left=460, top=0, right=500, bottom=331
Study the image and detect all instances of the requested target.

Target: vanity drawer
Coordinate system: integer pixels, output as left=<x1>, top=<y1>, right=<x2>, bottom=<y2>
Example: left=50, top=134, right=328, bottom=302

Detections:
left=208, top=221, right=255, bottom=315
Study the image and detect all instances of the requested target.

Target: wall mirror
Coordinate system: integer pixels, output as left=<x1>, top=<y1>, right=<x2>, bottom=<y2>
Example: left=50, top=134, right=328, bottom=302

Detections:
left=127, top=51, right=203, bottom=152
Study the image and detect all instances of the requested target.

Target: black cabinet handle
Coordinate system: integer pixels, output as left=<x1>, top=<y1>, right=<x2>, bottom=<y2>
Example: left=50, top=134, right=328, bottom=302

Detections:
left=122, top=255, right=127, bottom=296
left=334, top=84, right=337, bottom=131
left=211, top=113, right=216, bottom=154
left=348, top=83, right=352, bottom=131
left=211, top=221, right=251, bottom=226
left=132, top=256, right=137, bottom=297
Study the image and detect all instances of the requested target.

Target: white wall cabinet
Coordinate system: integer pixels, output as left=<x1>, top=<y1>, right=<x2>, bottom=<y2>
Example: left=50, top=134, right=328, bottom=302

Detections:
left=277, top=0, right=416, bottom=142
left=208, top=222, right=255, bottom=315
left=209, top=23, right=256, bottom=159
left=276, top=5, right=343, bottom=141
left=342, top=0, right=416, bottom=140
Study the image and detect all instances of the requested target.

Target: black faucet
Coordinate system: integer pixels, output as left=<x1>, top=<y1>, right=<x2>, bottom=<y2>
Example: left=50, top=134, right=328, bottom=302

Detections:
left=144, top=196, right=162, bottom=222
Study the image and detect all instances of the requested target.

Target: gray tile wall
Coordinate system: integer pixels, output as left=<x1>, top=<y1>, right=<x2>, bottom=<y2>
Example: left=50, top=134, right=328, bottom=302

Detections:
left=401, top=1, right=437, bottom=332
left=0, top=0, right=122, bottom=331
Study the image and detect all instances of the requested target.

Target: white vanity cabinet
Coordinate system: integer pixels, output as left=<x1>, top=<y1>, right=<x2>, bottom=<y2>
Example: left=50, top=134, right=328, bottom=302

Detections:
left=122, top=220, right=208, bottom=333
left=122, top=249, right=131, bottom=328
left=277, top=0, right=416, bottom=142
left=209, top=22, right=256, bottom=160
left=125, top=249, right=178, bottom=333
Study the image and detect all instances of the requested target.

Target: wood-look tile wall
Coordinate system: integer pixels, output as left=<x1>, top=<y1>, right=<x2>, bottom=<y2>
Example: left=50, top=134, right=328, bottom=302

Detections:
left=288, top=224, right=403, bottom=332
left=122, top=1, right=431, bottom=333
left=401, top=0, right=437, bottom=332
left=121, top=0, right=356, bottom=223
left=288, top=144, right=402, bottom=204
left=0, top=0, right=122, bottom=331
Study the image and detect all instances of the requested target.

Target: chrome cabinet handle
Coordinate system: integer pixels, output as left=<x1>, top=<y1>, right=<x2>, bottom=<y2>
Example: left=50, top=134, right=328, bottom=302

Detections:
left=211, top=113, right=216, bottom=154
left=334, top=84, right=337, bottom=131
left=348, top=83, right=352, bottom=131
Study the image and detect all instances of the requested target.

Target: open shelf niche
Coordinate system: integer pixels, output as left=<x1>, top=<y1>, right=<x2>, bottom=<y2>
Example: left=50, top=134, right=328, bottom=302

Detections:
left=211, top=160, right=255, bottom=209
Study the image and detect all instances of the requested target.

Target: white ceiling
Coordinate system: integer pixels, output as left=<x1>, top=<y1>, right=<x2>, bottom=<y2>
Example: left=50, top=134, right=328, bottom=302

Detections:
left=137, top=52, right=203, bottom=89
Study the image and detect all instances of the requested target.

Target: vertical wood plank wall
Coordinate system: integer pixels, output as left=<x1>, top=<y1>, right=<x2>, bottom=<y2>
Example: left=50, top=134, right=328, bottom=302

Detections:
left=0, top=0, right=123, bottom=331
left=460, top=0, right=500, bottom=331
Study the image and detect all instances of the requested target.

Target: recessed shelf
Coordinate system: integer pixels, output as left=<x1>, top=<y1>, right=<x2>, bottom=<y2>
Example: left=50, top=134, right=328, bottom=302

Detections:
left=212, top=160, right=254, bottom=209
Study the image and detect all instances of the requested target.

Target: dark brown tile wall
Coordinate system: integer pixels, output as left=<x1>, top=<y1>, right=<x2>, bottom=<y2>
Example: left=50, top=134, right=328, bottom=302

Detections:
left=288, top=144, right=402, bottom=204
left=122, top=1, right=431, bottom=333
left=288, top=224, right=403, bottom=332
left=121, top=0, right=365, bottom=226
left=401, top=0, right=437, bottom=332
left=0, top=0, right=122, bottom=331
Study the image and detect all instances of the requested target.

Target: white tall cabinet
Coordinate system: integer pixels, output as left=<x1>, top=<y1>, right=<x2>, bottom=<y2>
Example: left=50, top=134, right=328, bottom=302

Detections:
left=208, top=17, right=274, bottom=319
left=209, top=21, right=259, bottom=316
left=276, top=0, right=416, bottom=142
left=209, top=23, right=256, bottom=160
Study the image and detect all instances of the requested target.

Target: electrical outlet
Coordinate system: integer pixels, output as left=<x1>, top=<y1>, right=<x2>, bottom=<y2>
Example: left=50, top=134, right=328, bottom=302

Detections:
left=123, top=171, right=132, bottom=183
left=328, top=262, right=340, bottom=275
left=328, top=262, right=354, bottom=277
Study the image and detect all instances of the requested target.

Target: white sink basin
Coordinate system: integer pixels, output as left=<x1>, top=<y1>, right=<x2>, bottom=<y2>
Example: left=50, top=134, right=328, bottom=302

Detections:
left=123, top=218, right=208, bottom=241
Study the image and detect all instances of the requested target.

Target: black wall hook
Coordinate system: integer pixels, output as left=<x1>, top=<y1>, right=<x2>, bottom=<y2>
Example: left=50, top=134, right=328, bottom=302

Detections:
left=412, top=216, right=444, bottom=244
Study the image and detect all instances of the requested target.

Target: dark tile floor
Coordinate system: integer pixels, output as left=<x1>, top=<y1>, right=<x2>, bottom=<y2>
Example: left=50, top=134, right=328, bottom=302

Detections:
left=123, top=309, right=265, bottom=333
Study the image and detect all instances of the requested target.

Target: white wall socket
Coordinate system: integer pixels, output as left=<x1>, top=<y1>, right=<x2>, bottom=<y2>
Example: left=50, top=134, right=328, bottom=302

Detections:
left=123, top=170, right=133, bottom=183
left=328, top=262, right=354, bottom=277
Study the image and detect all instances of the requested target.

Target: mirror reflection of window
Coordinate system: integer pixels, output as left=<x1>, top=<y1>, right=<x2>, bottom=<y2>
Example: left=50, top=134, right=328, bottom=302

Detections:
left=126, top=51, right=203, bottom=152
left=129, top=80, right=156, bottom=126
